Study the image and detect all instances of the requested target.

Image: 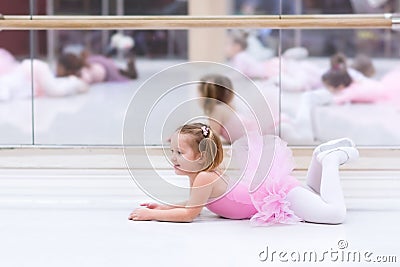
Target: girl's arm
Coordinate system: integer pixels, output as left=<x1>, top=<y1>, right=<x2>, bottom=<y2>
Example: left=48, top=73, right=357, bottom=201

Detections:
left=129, top=172, right=215, bottom=222
left=140, top=201, right=187, bottom=210
left=129, top=206, right=203, bottom=223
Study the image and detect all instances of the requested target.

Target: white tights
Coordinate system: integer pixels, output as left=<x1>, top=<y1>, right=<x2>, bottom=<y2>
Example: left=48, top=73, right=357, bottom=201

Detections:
left=286, top=150, right=347, bottom=224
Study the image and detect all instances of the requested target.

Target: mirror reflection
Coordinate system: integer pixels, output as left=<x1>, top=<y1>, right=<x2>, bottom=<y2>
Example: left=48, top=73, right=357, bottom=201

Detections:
left=0, top=0, right=399, bottom=145
left=280, top=28, right=400, bottom=146
left=0, top=1, right=32, bottom=144
left=0, top=31, right=33, bottom=144
left=35, top=29, right=187, bottom=145
left=236, top=1, right=400, bottom=145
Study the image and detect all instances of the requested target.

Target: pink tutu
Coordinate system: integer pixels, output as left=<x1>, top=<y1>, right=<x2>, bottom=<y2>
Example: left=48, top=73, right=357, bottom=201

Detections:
left=206, top=134, right=302, bottom=226
left=334, top=66, right=400, bottom=109
left=248, top=135, right=302, bottom=226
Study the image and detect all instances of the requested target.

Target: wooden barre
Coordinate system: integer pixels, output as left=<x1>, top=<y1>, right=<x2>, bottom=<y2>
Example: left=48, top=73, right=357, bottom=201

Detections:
left=0, top=14, right=397, bottom=29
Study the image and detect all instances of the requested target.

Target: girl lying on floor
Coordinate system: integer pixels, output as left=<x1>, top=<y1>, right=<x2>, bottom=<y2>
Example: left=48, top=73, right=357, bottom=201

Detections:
left=129, top=123, right=358, bottom=226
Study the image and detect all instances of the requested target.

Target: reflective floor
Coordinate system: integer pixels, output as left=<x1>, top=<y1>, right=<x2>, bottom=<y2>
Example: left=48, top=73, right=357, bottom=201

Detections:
left=0, top=164, right=399, bottom=267
left=1, top=203, right=399, bottom=266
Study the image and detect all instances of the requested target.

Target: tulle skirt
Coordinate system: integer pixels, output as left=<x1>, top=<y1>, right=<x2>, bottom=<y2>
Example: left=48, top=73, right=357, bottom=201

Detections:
left=247, top=135, right=302, bottom=226
left=208, top=134, right=303, bottom=226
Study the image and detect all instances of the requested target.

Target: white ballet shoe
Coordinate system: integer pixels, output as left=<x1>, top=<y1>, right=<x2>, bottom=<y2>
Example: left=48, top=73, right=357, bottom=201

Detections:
left=313, top=138, right=355, bottom=157
left=317, top=147, right=359, bottom=165
left=110, top=33, right=135, bottom=51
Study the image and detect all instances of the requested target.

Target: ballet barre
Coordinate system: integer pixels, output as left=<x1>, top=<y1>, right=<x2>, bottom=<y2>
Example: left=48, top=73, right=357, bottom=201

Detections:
left=0, top=14, right=399, bottom=30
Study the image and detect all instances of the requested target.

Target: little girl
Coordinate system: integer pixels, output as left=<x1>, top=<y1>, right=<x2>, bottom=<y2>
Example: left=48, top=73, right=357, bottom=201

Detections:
left=226, top=30, right=323, bottom=91
left=281, top=53, right=381, bottom=143
left=57, top=47, right=138, bottom=84
left=0, top=48, right=88, bottom=101
left=129, top=123, right=359, bottom=226
left=323, top=54, right=400, bottom=107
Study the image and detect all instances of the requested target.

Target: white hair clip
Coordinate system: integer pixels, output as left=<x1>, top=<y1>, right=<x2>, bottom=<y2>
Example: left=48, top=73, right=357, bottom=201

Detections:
left=201, top=126, right=210, bottom=137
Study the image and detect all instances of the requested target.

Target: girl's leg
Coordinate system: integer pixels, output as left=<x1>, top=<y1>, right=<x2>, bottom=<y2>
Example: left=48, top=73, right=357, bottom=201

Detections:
left=304, top=149, right=322, bottom=194
left=119, top=52, right=138, bottom=79
left=30, top=60, right=88, bottom=97
left=305, top=138, right=356, bottom=195
left=286, top=150, right=355, bottom=224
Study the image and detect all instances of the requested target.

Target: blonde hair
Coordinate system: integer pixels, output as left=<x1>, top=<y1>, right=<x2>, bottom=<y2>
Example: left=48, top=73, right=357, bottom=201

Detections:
left=176, top=123, right=223, bottom=172
left=198, top=74, right=234, bottom=115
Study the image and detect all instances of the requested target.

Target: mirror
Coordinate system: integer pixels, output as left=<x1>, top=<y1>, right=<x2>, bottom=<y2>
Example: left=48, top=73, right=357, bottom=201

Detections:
left=0, top=1, right=32, bottom=144
left=1, top=0, right=399, bottom=146
left=280, top=27, right=400, bottom=145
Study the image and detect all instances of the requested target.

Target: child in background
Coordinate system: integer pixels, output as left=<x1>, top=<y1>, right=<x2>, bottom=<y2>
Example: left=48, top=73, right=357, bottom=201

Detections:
left=282, top=53, right=384, bottom=142
left=226, top=30, right=323, bottom=91
left=326, top=52, right=374, bottom=85
left=322, top=53, right=354, bottom=93
left=129, top=123, right=359, bottom=225
left=323, top=53, right=400, bottom=106
left=226, top=30, right=270, bottom=79
left=0, top=48, right=88, bottom=101
left=351, top=54, right=375, bottom=78
left=57, top=45, right=138, bottom=84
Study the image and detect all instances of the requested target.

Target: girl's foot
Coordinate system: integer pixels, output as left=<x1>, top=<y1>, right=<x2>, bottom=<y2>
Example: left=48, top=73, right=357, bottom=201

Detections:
left=317, top=147, right=359, bottom=165
left=313, top=138, right=355, bottom=157
left=126, top=56, right=138, bottom=79
left=119, top=55, right=138, bottom=79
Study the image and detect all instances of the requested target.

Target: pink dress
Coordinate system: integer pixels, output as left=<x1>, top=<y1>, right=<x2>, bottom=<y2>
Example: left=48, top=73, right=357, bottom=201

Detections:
left=334, top=66, right=400, bottom=108
left=206, top=135, right=302, bottom=226
left=80, top=55, right=130, bottom=84
left=230, top=52, right=322, bottom=91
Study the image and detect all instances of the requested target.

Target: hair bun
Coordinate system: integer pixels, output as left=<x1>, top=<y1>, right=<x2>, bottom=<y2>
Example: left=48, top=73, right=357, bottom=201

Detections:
left=330, top=53, right=348, bottom=70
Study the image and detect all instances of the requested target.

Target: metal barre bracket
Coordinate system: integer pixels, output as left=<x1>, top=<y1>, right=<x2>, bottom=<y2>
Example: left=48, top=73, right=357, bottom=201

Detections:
left=392, top=13, right=400, bottom=30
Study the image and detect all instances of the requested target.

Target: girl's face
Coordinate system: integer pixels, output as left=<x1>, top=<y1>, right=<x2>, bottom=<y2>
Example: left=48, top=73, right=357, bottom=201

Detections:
left=170, top=132, right=203, bottom=175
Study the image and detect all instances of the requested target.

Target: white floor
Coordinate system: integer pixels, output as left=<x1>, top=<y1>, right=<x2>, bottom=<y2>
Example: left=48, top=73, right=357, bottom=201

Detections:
left=1, top=207, right=399, bottom=267
left=1, top=165, right=399, bottom=267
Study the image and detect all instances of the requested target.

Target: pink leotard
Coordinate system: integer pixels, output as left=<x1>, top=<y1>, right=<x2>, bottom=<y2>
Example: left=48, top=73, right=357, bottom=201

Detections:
left=206, top=135, right=302, bottom=226
left=206, top=176, right=257, bottom=220
left=80, top=55, right=130, bottom=84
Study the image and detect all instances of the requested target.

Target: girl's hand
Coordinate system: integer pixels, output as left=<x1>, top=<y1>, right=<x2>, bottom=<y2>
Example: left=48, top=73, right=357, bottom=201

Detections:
left=128, top=208, right=153, bottom=221
left=140, top=202, right=163, bottom=209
